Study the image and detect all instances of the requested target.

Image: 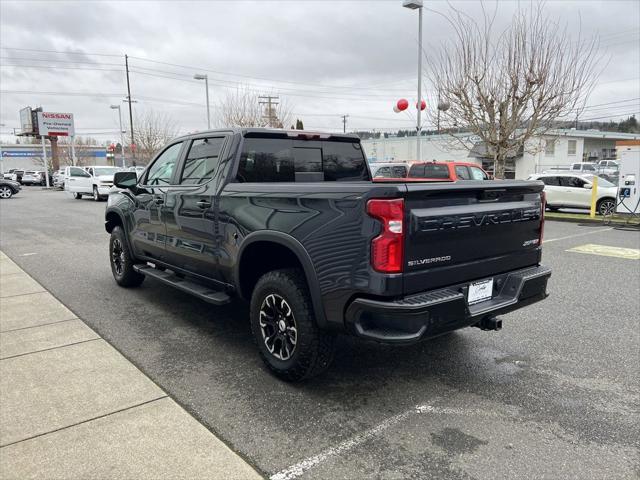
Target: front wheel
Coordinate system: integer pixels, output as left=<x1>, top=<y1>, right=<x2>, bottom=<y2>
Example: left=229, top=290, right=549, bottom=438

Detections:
left=597, top=198, right=615, bottom=216
left=109, top=226, right=145, bottom=287
left=73, top=192, right=82, bottom=200
left=0, top=186, right=13, bottom=199
left=93, top=186, right=100, bottom=202
left=250, top=269, right=336, bottom=382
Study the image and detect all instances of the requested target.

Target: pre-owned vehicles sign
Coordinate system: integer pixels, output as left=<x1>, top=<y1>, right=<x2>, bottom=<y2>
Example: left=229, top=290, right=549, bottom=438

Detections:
left=37, top=112, right=75, bottom=136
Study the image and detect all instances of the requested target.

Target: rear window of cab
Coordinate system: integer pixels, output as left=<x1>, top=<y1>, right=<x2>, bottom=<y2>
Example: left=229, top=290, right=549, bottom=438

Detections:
left=408, top=163, right=450, bottom=179
left=237, top=138, right=370, bottom=182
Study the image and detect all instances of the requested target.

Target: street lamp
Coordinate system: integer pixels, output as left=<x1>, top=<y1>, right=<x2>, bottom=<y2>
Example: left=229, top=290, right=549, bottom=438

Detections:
left=403, top=0, right=423, bottom=161
left=194, top=73, right=211, bottom=129
left=110, top=105, right=127, bottom=168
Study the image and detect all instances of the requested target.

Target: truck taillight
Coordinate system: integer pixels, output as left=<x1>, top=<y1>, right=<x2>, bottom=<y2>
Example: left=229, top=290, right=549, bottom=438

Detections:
left=367, top=198, right=404, bottom=273
left=540, top=191, right=546, bottom=245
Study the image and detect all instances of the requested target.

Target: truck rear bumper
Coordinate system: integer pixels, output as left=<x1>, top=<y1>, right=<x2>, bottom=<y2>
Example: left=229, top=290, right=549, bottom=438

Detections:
left=344, top=265, right=551, bottom=344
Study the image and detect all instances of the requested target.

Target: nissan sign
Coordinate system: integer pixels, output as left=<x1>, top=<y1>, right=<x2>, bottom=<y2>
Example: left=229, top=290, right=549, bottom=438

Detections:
left=37, top=111, right=75, bottom=137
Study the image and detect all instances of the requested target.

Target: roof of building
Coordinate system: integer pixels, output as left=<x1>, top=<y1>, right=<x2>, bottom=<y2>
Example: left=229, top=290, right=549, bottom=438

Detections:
left=543, top=129, right=640, bottom=140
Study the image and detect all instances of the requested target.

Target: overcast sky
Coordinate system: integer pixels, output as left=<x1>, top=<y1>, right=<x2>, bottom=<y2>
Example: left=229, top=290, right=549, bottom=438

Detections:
left=1, top=0, right=639, bottom=144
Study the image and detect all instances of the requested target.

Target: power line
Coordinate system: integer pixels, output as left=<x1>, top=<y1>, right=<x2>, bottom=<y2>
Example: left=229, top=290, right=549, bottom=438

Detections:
left=0, top=56, right=122, bottom=67
left=0, top=46, right=121, bottom=57
left=0, top=64, right=123, bottom=72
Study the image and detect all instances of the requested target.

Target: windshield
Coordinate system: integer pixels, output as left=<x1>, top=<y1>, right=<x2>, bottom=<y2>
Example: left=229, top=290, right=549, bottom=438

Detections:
left=582, top=175, right=615, bottom=188
left=93, top=167, right=119, bottom=176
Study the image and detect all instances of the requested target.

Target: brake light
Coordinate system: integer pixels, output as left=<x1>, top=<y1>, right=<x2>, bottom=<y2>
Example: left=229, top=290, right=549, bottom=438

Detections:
left=540, top=191, right=546, bottom=245
left=367, top=198, right=404, bottom=273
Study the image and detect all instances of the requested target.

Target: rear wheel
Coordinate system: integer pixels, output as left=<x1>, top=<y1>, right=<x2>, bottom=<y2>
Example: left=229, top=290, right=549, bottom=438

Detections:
left=597, top=198, right=615, bottom=216
left=109, top=226, right=145, bottom=287
left=250, top=268, right=336, bottom=382
left=0, top=186, right=13, bottom=199
left=93, top=186, right=100, bottom=202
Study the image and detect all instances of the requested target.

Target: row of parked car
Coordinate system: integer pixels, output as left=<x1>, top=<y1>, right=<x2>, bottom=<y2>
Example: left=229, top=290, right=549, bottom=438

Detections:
left=368, top=160, right=619, bottom=215
left=370, top=161, right=490, bottom=181
left=0, top=165, right=146, bottom=200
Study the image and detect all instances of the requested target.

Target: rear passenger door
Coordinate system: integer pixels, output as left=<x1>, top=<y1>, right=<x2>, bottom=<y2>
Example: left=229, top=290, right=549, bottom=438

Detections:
left=164, top=136, right=228, bottom=276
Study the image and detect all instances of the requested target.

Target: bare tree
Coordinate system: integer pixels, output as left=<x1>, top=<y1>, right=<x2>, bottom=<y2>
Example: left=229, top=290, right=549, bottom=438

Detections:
left=217, top=86, right=293, bottom=129
left=425, top=2, right=603, bottom=178
left=134, top=109, right=179, bottom=163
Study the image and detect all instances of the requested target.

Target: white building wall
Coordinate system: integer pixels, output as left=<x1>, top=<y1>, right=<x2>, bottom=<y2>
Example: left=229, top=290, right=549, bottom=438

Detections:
left=516, top=135, right=585, bottom=179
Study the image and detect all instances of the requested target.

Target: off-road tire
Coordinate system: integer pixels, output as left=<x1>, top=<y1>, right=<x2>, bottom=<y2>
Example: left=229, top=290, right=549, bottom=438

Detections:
left=250, top=268, right=336, bottom=382
left=109, top=226, right=145, bottom=287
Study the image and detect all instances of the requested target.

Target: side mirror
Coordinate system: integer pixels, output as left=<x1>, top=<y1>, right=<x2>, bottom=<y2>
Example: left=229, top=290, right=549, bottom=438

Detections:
left=113, top=171, right=138, bottom=189
left=583, top=184, right=592, bottom=189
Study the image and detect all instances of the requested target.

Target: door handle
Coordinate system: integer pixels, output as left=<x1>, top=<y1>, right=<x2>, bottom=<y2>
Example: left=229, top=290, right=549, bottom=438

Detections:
left=197, top=200, right=212, bottom=209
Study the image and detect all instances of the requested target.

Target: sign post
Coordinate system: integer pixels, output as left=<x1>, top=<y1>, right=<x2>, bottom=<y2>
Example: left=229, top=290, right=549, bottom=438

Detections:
left=41, top=136, right=50, bottom=188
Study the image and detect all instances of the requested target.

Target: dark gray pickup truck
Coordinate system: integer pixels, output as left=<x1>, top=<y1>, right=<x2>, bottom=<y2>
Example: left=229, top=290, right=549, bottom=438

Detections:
left=106, top=128, right=551, bottom=381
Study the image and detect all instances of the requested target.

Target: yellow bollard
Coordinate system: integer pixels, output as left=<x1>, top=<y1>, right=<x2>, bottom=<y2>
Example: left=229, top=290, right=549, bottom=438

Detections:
left=589, top=176, right=598, bottom=218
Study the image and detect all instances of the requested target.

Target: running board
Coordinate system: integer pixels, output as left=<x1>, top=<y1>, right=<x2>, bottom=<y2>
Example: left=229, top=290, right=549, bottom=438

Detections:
left=133, top=265, right=231, bottom=305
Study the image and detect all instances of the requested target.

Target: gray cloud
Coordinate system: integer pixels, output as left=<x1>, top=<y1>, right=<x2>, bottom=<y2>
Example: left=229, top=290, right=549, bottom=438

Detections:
left=1, top=0, right=639, bottom=141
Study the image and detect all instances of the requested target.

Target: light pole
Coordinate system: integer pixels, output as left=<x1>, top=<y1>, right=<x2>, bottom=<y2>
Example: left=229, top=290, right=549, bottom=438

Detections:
left=403, top=0, right=423, bottom=161
left=194, top=74, right=211, bottom=129
left=110, top=105, right=126, bottom=168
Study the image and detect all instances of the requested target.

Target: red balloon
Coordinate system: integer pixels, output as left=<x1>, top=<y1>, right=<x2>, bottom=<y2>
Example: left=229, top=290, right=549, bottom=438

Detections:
left=417, top=100, right=426, bottom=111
left=397, top=99, right=409, bottom=111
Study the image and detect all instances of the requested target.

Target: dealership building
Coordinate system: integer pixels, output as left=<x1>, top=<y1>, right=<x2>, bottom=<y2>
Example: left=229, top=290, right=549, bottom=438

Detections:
left=0, top=144, right=108, bottom=173
left=361, top=129, right=640, bottom=179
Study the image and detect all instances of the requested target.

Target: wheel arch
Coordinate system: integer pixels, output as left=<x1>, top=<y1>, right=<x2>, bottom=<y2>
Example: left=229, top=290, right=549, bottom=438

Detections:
left=235, top=231, right=327, bottom=328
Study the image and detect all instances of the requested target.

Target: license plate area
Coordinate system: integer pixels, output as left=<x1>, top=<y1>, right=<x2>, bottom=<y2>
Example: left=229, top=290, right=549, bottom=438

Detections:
left=467, top=278, right=494, bottom=305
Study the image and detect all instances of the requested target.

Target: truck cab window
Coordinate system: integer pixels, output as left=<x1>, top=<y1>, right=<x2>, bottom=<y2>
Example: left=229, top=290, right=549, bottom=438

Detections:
left=237, top=138, right=369, bottom=182
left=180, top=137, right=225, bottom=185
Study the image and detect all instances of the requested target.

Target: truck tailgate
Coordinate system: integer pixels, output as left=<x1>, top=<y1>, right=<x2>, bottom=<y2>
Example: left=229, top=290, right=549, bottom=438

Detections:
left=403, top=181, right=544, bottom=294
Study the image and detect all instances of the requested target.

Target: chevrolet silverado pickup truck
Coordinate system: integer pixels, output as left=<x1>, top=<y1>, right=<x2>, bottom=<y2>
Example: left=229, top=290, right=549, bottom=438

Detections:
left=106, top=128, right=551, bottom=381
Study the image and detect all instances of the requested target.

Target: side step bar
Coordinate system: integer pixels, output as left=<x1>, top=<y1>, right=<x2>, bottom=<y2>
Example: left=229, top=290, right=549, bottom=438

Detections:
left=133, top=265, right=231, bottom=305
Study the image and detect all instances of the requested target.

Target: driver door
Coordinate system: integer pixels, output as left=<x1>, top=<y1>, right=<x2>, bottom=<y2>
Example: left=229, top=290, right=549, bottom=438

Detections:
left=129, top=141, right=185, bottom=261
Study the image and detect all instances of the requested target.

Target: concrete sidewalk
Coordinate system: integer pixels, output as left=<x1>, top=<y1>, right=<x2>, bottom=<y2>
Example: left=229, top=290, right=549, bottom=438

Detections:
left=0, top=251, right=261, bottom=479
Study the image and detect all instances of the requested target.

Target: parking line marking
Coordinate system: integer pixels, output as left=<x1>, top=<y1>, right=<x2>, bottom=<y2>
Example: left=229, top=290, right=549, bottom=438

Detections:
left=269, top=404, right=509, bottom=480
left=566, top=243, right=640, bottom=260
left=544, top=227, right=613, bottom=244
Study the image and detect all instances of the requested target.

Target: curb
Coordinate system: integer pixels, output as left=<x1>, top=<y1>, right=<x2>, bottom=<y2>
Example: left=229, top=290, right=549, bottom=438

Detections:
left=545, top=214, right=640, bottom=226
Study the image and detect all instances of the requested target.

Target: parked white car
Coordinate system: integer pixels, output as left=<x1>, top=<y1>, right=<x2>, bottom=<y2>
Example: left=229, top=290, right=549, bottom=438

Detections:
left=64, top=165, right=121, bottom=201
left=569, top=162, right=597, bottom=173
left=528, top=172, right=617, bottom=215
left=597, top=160, right=619, bottom=175
left=20, top=171, right=43, bottom=185
left=53, top=169, right=66, bottom=189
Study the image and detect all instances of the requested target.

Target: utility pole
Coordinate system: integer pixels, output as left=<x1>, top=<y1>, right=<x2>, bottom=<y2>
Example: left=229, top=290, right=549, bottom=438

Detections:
left=341, top=114, right=349, bottom=133
left=258, top=95, right=279, bottom=127
left=125, top=54, right=135, bottom=159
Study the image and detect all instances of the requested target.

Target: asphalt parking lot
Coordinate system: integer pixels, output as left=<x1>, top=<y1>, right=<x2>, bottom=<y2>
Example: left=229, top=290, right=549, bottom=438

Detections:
left=1, top=188, right=639, bottom=479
